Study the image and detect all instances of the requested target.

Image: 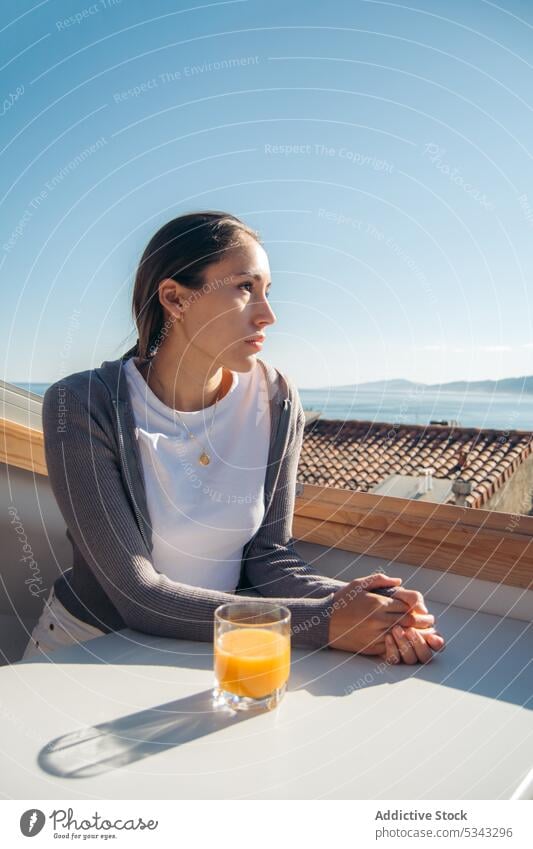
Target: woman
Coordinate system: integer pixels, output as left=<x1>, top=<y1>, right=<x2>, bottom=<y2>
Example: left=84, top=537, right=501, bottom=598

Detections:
left=23, top=211, right=444, bottom=664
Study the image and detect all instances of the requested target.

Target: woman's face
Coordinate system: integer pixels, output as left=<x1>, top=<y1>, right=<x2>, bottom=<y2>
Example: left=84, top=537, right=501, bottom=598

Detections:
left=163, top=235, right=277, bottom=372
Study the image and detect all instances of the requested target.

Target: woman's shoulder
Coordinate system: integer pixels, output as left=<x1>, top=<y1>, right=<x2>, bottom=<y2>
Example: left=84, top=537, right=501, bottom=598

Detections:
left=41, top=363, right=119, bottom=438
left=43, top=367, right=104, bottom=406
left=43, top=352, right=129, bottom=407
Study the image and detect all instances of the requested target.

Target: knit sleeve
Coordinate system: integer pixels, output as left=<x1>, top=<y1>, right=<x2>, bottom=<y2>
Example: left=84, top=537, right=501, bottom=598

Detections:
left=42, top=383, right=337, bottom=649
left=240, top=386, right=348, bottom=602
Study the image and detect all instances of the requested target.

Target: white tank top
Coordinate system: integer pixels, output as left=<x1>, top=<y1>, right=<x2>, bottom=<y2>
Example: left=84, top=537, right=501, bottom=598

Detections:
left=123, top=357, right=270, bottom=591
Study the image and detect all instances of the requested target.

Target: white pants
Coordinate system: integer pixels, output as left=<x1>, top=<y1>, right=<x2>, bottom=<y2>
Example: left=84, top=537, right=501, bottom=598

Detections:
left=22, top=587, right=106, bottom=660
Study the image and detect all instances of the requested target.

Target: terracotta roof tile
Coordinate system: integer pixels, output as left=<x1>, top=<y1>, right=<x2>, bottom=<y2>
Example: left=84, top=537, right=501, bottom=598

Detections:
left=298, top=418, right=533, bottom=509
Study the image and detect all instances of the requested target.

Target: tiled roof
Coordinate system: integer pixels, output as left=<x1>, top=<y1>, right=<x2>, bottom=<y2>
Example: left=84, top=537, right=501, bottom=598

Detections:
left=297, top=419, right=533, bottom=509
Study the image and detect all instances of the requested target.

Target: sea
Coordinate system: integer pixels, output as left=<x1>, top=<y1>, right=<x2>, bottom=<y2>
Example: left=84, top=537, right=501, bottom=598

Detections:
left=299, top=387, right=533, bottom=432
left=11, top=382, right=533, bottom=432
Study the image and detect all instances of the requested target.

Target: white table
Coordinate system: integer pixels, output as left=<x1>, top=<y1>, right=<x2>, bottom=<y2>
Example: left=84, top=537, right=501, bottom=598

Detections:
left=1, top=600, right=531, bottom=799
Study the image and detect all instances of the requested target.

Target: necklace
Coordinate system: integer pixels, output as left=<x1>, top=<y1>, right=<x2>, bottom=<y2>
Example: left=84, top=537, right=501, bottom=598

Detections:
left=173, top=388, right=224, bottom=466
left=140, top=359, right=227, bottom=466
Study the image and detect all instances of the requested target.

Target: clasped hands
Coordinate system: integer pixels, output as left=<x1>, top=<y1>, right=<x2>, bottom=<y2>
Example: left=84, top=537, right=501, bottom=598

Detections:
left=327, top=572, right=445, bottom=664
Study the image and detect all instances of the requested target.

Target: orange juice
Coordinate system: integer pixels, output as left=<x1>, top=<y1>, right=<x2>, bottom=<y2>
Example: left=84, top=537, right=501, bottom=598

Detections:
left=215, top=627, right=291, bottom=699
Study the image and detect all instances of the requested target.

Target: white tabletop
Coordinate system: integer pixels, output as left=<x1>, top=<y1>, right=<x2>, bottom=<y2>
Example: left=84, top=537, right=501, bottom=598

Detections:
left=1, top=600, right=532, bottom=800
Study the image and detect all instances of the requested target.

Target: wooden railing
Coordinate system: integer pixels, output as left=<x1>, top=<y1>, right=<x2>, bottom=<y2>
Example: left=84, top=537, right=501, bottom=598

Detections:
left=0, top=419, right=46, bottom=476
left=294, top=483, right=533, bottom=590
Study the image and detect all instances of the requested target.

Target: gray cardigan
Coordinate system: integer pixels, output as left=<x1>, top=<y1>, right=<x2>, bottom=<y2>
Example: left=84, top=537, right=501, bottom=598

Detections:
left=43, top=348, right=347, bottom=649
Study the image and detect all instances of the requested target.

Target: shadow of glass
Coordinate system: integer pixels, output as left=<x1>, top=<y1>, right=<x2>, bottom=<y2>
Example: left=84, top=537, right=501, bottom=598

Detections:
left=38, top=689, right=253, bottom=779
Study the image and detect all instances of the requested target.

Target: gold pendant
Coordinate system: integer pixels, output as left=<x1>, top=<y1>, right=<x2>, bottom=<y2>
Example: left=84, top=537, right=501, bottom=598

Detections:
left=199, top=452, right=210, bottom=466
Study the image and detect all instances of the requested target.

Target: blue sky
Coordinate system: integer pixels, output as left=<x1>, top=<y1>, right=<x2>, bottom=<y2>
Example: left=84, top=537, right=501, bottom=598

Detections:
left=2, top=0, right=533, bottom=388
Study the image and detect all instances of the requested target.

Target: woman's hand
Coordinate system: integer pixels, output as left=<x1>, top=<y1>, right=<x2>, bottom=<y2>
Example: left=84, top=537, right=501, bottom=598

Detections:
left=327, top=573, right=435, bottom=655
left=381, top=588, right=446, bottom=664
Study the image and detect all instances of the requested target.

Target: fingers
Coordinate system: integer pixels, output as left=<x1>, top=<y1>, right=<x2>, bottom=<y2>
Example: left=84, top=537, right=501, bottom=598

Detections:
left=404, top=627, right=434, bottom=663
left=400, top=626, right=446, bottom=651
left=390, top=626, right=444, bottom=664
left=392, top=611, right=435, bottom=629
left=383, top=599, right=431, bottom=618
left=391, top=625, right=418, bottom=664
left=384, top=633, right=401, bottom=665
left=388, top=587, right=428, bottom=613
left=423, top=632, right=446, bottom=651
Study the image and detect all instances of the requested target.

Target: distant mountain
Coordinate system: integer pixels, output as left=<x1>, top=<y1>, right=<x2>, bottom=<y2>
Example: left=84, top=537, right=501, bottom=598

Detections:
left=425, top=376, right=533, bottom=394
left=312, top=375, right=533, bottom=394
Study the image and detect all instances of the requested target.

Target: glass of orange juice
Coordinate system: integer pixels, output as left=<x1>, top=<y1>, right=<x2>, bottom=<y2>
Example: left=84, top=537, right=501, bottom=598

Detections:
left=213, top=601, right=291, bottom=711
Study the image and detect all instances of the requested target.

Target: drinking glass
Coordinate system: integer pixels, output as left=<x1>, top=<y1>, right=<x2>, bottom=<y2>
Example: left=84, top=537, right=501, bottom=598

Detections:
left=213, top=601, right=291, bottom=711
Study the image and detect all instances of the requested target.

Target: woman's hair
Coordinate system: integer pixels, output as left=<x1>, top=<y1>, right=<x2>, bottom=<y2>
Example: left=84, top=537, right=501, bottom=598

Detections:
left=123, top=211, right=261, bottom=360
